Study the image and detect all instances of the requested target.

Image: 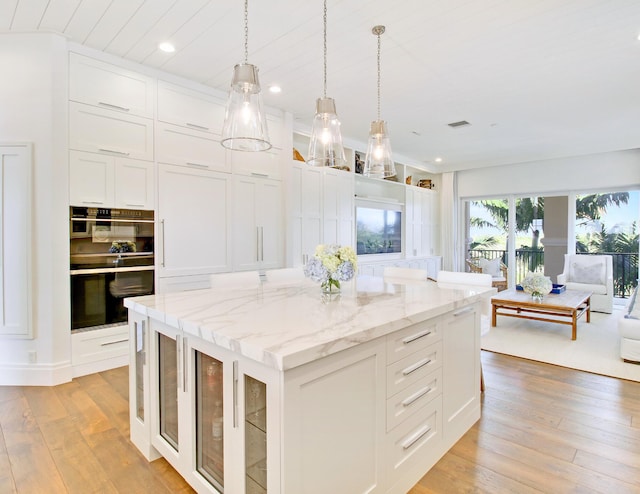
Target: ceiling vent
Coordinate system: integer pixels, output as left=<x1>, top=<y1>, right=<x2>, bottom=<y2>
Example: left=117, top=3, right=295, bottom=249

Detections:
left=447, top=120, right=471, bottom=128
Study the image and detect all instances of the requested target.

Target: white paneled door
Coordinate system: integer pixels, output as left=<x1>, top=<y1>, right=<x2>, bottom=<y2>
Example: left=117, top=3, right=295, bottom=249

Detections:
left=0, top=143, right=32, bottom=338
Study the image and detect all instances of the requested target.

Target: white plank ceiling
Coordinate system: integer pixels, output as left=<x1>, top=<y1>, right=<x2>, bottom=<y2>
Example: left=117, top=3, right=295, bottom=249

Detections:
left=3, top=0, right=640, bottom=172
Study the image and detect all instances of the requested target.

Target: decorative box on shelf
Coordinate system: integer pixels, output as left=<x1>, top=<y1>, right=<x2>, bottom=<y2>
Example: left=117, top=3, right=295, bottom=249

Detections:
left=516, top=284, right=566, bottom=294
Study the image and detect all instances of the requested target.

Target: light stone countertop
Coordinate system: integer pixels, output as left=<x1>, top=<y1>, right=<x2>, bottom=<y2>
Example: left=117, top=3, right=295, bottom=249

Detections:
left=124, top=275, right=493, bottom=371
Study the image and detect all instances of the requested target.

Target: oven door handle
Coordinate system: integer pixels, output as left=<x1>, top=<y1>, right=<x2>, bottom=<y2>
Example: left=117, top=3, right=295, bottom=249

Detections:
left=70, top=266, right=155, bottom=275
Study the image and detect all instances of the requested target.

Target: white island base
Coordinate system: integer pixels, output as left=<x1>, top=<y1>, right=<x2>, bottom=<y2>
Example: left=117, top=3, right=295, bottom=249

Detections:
left=126, top=276, right=489, bottom=494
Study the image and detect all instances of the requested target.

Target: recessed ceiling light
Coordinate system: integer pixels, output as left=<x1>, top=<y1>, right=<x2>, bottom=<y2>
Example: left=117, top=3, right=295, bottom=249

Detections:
left=158, top=41, right=175, bottom=53
left=269, top=85, right=282, bottom=94
left=435, top=157, right=443, bottom=163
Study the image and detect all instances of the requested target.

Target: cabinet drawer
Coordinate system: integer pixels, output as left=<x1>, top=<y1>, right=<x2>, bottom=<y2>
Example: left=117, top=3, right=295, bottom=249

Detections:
left=386, top=368, right=441, bottom=432
left=386, top=341, right=441, bottom=398
left=386, top=319, right=440, bottom=364
left=386, top=395, right=442, bottom=485
left=157, top=81, right=225, bottom=133
left=69, top=53, right=154, bottom=118
left=156, top=122, right=230, bottom=173
left=69, top=102, right=154, bottom=161
left=71, top=326, right=129, bottom=366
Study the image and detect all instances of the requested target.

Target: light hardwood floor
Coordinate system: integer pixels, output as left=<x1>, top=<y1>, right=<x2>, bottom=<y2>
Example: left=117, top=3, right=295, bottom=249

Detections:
left=1, top=352, right=639, bottom=493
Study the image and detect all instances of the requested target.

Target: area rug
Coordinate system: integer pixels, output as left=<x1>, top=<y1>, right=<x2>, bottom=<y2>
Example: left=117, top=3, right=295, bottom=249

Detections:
left=481, top=307, right=640, bottom=382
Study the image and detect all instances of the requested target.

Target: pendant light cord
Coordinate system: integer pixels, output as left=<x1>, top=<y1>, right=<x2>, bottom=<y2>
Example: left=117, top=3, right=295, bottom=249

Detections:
left=323, top=0, right=327, bottom=98
left=244, top=0, right=249, bottom=63
left=377, top=31, right=381, bottom=121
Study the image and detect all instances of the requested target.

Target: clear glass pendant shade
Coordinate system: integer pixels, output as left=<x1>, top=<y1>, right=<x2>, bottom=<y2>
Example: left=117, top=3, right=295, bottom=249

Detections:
left=221, top=63, right=271, bottom=152
left=363, top=120, right=396, bottom=178
left=307, top=97, right=347, bottom=168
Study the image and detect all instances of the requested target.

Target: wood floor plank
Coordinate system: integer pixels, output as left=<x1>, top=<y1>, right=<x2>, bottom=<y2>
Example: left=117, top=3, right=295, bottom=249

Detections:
left=38, top=416, right=118, bottom=494
left=0, top=396, right=67, bottom=493
left=0, top=425, right=16, bottom=494
left=53, top=380, right=112, bottom=437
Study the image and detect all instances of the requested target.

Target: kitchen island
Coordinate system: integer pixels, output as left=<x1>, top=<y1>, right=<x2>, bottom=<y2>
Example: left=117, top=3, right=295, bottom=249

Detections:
left=126, top=275, right=492, bottom=494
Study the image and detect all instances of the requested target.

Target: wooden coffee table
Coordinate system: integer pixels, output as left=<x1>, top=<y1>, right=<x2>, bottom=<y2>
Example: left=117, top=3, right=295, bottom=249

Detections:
left=491, top=289, right=591, bottom=340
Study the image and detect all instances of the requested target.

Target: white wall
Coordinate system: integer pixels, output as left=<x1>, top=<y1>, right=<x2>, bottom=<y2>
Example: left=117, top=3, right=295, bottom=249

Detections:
left=457, top=149, right=640, bottom=199
left=0, top=33, right=71, bottom=384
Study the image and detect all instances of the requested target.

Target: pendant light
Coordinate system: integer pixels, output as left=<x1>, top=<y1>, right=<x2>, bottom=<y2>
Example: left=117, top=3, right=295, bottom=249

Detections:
left=307, top=0, right=347, bottom=168
left=221, top=0, right=271, bottom=152
left=363, top=25, right=396, bottom=179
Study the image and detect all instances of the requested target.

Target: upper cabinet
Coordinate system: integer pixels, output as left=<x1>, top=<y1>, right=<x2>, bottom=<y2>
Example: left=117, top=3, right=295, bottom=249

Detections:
left=157, top=81, right=226, bottom=134
left=69, top=102, right=154, bottom=161
left=69, top=53, right=155, bottom=118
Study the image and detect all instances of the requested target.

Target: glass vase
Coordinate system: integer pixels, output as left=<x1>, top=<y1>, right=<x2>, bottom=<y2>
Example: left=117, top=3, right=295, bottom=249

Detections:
left=321, top=279, right=341, bottom=294
left=532, top=292, right=544, bottom=303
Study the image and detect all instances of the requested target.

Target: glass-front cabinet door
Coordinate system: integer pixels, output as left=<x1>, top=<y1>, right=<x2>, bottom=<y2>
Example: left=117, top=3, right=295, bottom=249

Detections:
left=150, top=320, right=188, bottom=470
left=196, top=351, right=225, bottom=491
left=245, top=375, right=267, bottom=494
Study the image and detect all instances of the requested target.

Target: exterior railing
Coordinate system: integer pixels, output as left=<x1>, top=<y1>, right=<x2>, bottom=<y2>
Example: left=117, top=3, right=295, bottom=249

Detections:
left=468, top=249, right=638, bottom=299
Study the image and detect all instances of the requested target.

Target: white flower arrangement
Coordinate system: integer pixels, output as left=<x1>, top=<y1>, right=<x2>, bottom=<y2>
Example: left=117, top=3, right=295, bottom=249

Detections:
left=520, top=272, right=553, bottom=297
left=303, top=244, right=357, bottom=292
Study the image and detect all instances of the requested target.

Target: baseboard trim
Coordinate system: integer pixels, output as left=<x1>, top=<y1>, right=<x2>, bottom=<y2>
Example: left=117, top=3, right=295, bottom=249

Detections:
left=72, top=354, right=129, bottom=378
left=0, top=360, right=73, bottom=386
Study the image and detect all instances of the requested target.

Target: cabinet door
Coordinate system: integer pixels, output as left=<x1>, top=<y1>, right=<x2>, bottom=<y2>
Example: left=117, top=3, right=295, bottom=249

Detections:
left=69, top=102, right=154, bottom=161
left=188, top=337, right=281, bottom=494
left=157, top=81, right=226, bottom=134
left=158, top=164, right=231, bottom=277
left=232, top=176, right=283, bottom=271
left=156, top=122, right=230, bottom=173
left=230, top=148, right=282, bottom=179
left=149, top=321, right=187, bottom=471
left=322, top=168, right=354, bottom=247
left=441, top=304, right=481, bottom=445
left=115, top=158, right=154, bottom=209
left=69, top=150, right=115, bottom=207
left=69, top=53, right=154, bottom=118
left=301, top=167, right=323, bottom=263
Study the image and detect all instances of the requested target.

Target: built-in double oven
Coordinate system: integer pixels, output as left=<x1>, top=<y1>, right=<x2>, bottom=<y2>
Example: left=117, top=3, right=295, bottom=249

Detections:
left=70, top=207, right=155, bottom=331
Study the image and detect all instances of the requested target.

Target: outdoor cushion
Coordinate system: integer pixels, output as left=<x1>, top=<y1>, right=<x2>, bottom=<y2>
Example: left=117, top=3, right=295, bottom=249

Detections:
left=564, top=281, right=607, bottom=295
left=570, top=261, right=605, bottom=285
left=478, top=257, right=502, bottom=277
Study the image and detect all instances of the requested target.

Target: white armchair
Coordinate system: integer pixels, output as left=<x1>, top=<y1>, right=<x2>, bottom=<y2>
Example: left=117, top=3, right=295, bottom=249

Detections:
left=557, top=254, right=613, bottom=313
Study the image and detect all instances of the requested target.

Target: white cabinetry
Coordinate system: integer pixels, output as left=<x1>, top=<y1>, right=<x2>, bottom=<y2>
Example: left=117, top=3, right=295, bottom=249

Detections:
left=156, top=122, right=229, bottom=173
left=322, top=167, right=354, bottom=247
left=69, top=53, right=154, bottom=118
left=69, top=150, right=153, bottom=209
left=129, top=294, right=481, bottom=494
left=0, top=144, right=32, bottom=338
left=69, top=102, right=154, bottom=161
left=442, top=305, right=481, bottom=445
left=232, top=175, right=283, bottom=271
left=289, top=164, right=322, bottom=266
left=157, top=164, right=232, bottom=277
left=406, top=187, right=439, bottom=258
left=230, top=148, right=282, bottom=180
left=157, top=81, right=225, bottom=133
left=133, top=318, right=281, bottom=493
left=288, top=163, right=354, bottom=267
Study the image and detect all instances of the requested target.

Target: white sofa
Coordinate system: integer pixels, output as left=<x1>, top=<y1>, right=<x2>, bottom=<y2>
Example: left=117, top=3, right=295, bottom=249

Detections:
left=557, top=254, right=613, bottom=313
left=619, top=286, right=640, bottom=363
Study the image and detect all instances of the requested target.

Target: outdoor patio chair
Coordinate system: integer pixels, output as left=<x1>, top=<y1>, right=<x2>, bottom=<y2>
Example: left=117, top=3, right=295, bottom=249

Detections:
left=466, top=258, right=508, bottom=291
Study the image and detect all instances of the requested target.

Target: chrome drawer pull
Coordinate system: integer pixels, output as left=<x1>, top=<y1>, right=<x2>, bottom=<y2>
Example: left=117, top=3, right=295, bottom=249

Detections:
left=98, top=101, right=130, bottom=112
left=401, top=386, right=432, bottom=407
left=98, top=148, right=130, bottom=156
left=402, top=357, right=431, bottom=376
left=100, top=338, right=128, bottom=347
left=186, top=162, right=208, bottom=168
left=186, top=122, right=209, bottom=131
left=402, top=425, right=432, bottom=450
left=402, top=329, right=432, bottom=345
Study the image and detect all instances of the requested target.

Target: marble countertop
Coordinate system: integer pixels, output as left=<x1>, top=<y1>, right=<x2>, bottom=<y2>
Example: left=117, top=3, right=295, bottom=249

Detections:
left=125, top=275, right=493, bottom=371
